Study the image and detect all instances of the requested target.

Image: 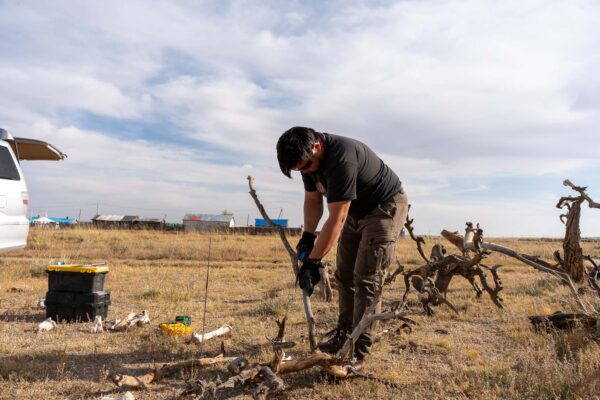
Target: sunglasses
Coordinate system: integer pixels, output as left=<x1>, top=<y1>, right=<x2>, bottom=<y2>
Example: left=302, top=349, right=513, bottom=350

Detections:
left=294, top=159, right=313, bottom=172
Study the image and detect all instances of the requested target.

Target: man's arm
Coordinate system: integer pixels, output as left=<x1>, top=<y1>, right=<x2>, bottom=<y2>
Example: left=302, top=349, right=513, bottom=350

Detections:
left=303, top=190, right=324, bottom=233
left=309, top=200, right=351, bottom=260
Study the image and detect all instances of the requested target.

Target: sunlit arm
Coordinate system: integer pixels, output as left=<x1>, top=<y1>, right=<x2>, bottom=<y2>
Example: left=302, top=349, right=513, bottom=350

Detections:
left=309, top=200, right=351, bottom=260
left=303, top=190, right=323, bottom=233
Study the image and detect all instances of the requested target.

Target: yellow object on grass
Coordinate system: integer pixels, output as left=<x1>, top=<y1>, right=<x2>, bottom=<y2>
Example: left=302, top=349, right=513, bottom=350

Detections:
left=160, top=322, right=192, bottom=336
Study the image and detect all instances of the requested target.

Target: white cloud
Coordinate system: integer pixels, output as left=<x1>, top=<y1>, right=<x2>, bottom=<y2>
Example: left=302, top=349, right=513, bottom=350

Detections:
left=0, top=67, right=148, bottom=119
left=2, top=0, right=600, bottom=235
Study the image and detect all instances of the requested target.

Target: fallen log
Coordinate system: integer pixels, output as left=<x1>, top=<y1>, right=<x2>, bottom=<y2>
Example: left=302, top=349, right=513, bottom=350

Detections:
left=529, top=312, right=598, bottom=330
left=154, top=354, right=238, bottom=382
left=109, top=353, right=238, bottom=389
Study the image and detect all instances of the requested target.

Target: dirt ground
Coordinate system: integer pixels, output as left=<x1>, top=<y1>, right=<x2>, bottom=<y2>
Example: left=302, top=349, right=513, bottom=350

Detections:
left=1, top=227, right=600, bottom=399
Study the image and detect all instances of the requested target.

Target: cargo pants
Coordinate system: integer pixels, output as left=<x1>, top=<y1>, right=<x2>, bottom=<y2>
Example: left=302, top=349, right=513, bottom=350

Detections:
left=335, top=190, right=408, bottom=359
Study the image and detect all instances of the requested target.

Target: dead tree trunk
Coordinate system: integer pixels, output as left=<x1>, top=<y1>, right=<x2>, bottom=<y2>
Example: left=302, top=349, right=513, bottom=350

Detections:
left=558, top=179, right=599, bottom=282
left=557, top=195, right=585, bottom=282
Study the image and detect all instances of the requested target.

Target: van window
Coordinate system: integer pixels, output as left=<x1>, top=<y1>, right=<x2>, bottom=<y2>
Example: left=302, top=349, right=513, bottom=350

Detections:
left=0, top=146, right=21, bottom=180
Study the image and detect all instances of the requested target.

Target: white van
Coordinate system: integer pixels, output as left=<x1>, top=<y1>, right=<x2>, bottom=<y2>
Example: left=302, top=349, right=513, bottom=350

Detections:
left=0, top=128, right=66, bottom=253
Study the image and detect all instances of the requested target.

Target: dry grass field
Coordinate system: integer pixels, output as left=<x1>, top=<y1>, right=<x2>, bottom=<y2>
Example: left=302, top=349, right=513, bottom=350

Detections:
left=1, top=227, right=600, bottom=399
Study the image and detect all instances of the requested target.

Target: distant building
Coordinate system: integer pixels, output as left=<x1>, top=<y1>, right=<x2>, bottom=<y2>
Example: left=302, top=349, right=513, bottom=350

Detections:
left=255, top=218, right=288, bottom=228
left=91, top=215, right=165, bottom=230
left=134, top=217, right=166, bottom=230
left=183, top=214, right=235, bottom=232
left=92, top=215, right=138, bottom=229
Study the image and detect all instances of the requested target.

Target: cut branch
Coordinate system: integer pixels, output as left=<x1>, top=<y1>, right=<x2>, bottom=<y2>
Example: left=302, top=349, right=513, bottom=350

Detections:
left=247, top=176, right=318, bottom=351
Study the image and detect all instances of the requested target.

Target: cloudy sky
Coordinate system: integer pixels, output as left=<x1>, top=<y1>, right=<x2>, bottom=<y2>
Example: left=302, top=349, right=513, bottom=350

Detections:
left=2, top=0, right=599, bottom=236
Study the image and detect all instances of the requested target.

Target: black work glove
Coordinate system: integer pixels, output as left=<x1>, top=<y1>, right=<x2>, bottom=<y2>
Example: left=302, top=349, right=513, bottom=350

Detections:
left=296, top=231, right=317, bottom=261
left=297, top=258, right=322, bottom=296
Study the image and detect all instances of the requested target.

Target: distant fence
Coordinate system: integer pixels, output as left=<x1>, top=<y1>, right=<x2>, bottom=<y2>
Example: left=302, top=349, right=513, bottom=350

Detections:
left=41, top=223, right=302, bottom=235
left=228, top=226, right=302, bottom=236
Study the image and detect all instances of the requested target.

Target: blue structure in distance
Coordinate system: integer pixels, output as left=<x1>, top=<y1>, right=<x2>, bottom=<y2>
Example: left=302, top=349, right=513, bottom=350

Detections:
left=29, top=216, right=76, bottom=224
left=255, top=218, right=288, bottom=228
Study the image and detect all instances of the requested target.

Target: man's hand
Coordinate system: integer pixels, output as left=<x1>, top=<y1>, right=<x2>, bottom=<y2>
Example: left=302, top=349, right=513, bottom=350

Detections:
left=297, top=258, right=321, bottom=296
left=296, top=231, right=317, bottom=261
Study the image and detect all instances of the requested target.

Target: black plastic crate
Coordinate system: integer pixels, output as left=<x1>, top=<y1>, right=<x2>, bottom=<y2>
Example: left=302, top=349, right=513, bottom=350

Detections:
left=45, top=290, right=111, bottom=305
left=46, top=265, right=108, bottom=293
left=45, top=292, right=111, bottom=322
left=45, top=301, right=110, bottom=322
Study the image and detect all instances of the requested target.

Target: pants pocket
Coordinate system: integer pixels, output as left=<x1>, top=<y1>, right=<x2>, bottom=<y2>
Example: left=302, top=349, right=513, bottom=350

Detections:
left=364, top=239, right=396, bottom=276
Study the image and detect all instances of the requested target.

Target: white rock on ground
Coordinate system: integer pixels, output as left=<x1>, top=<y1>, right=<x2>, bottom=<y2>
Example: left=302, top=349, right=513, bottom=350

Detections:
left=100, top=391, right=135, bottom=400
left=35, top=318, right=56, bottom=333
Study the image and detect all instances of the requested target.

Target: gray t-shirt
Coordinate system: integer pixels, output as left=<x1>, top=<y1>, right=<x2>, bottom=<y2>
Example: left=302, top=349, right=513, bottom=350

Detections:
left=301, top=133, right=403, bottom=220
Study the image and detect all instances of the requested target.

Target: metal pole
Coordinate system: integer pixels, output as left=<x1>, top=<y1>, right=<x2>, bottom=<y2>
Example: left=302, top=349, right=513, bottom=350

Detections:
left=199, top=237, right=212, bottom=357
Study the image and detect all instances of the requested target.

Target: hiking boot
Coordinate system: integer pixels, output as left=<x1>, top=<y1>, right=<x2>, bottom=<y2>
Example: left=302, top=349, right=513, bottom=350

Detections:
left=317, top=327, right=349, bottom=354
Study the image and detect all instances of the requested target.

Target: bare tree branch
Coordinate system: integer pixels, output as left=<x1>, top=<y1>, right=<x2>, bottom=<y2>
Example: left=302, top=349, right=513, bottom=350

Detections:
left=110, top=353, right=238, bottom=389
left=564, top=179, right=600, bottom=209
left=247, top=176, right=318, bottom=351
left=451, top=233, right=588, bottom=314
left=404, top=205, right=429, bottom=263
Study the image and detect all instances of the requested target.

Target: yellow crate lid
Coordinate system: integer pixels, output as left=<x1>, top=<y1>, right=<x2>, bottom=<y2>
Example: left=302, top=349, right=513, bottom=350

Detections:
left=46, top=264, right=109, bottom=273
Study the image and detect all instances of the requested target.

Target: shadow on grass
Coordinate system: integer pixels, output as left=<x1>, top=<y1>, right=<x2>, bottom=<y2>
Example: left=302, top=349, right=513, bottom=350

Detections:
left=0, top=310, right=46, bottom=323
left=0, top=346, right=229, bottom=383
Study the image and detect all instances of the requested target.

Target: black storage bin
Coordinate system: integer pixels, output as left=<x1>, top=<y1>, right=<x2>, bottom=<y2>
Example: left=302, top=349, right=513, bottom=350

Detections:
left=45, top=291, right=111, bottom=322
left=46, top=264, right=108, bottom=293
left=45, top=290, right=111, bottom=305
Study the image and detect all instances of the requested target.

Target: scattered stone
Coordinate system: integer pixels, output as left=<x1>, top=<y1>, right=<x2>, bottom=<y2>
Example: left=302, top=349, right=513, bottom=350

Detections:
left=36, top=298, right=45, bottom=309
left=100, top=391, right=135, bottom=400
left=91, top=315, right=104, bottom=333
left=35, top=317, right=56, bottom=333
left=108, top=310, right=149, bottom=331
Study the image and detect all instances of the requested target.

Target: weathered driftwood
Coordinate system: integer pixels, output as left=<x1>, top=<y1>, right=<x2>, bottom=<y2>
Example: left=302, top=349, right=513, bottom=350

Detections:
left=404, top=206, right=429, bottom=263
left=385, top=258, right=405, bottom=285
left=190, top=324, right=232, bottom=344
left=587, top=256, right=600, bottom=298
left=247, top=175, right=319, bottom=351
left=563, top=179, right=600, bottom=209
left=529, top=312, right=598, bottom=331
left=182, top=360, right=285, bottom=400
left=110, top=353, right=238, bottom=389
left=557, top=185, right=585, bottom=282
left=552, top=180, right=599, bottom=283
left=401, top=217, right=503, bottom=315
left=441, top=230, right=589, bottom=314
